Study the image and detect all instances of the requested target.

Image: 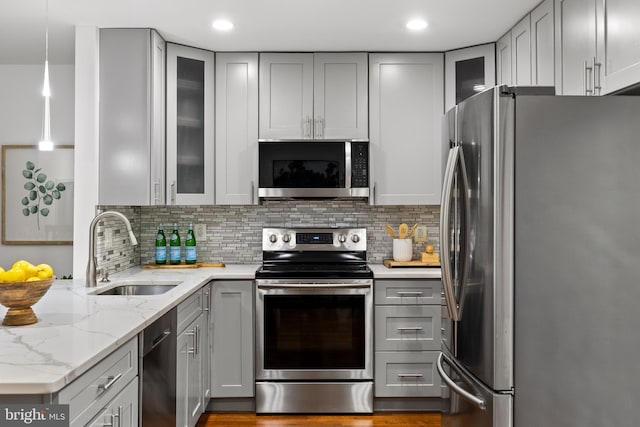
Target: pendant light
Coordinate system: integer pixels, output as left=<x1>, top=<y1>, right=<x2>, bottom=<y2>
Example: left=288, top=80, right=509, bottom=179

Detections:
left=38, top=0, right=53, bottom=151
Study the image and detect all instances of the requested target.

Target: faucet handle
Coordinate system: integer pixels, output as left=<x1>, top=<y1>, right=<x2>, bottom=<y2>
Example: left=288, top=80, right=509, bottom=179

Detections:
left=99, top=269, right=110, bottom=283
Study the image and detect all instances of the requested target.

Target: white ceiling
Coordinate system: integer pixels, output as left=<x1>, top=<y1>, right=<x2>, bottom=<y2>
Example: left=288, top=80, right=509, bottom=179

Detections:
left=0, top=0, right=541, bottom=65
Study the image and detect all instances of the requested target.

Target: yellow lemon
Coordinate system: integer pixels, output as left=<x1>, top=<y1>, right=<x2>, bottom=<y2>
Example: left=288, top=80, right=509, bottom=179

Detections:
left=27, top=276, right=41, bottom=282
left=3, top=268, right=27, bottom=282
left=35, top=263, right=54, bottom=279
left=12, top=260, right=38, bottom=279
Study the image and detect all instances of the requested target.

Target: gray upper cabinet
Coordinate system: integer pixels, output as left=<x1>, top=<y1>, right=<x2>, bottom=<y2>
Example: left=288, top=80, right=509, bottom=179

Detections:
left=512, top=14, right=532, bottom=86
left=444, top=44, right=496, bottom=112
left=259, top=52, right=368, bottom=140
left=531, top=0, right=555, bottom=86
left=313, top=53, right=368, bottom=139
left=369, top=53, right=443, bottom=205
left=215, top=53, right=259, bottom=205
left=166, top=43, right=215, bottom=205
left=555, top=0, right=598, bottom=95
left=497, top=31, right=513, bottom=85
left=98, top=28, right=165, bottom=205
left=597, top=0, right=640, bottom=94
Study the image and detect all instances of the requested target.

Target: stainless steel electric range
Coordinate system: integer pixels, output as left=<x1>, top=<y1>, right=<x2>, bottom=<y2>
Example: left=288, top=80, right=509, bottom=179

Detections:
left=255, top=227, right=374, bottom=414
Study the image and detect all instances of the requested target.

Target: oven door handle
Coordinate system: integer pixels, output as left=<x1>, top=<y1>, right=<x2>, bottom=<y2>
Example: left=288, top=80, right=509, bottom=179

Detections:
left=257, top=283, right=371, bottom=290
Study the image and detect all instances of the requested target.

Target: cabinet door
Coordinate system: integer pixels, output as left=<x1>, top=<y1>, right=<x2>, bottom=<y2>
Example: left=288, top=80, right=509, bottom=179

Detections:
left=87, top=377, right=138, bottom=427
left=512, top=15, right=532, bottom=85
left=215, top=53, right=259, bottom=205
left=202, top=285, right=212, bottom=406
left=531, top=0, right=555, bottom=87
left=259, top=53, right=313, bottom=139
left=369, top=53, right=443, bottom=205
left=313, top=52, right=368, bottom=139
left=555, top=0, right=597, bottom=95
left=445, top=44, right=496, bottom=111
left=167, top=43, right=215, bottom=205
left=177, top=316, right=204, bottom=427
left=599, top=0, right=640, bottom=94
left=99, top=28, right=165, bottom=205
left=497, top=31, right=513, bottom=85
left=211, top=280, right=254, bottom=398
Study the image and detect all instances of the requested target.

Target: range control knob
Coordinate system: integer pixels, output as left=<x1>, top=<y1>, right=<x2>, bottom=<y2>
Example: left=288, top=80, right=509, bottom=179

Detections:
left=282, top=234, right=291, bottom=243
left=351, top=234, right=360, bottom=243
left=338, top=234, right=347, bottom=243
left=269, top=234, right=278, bottom=243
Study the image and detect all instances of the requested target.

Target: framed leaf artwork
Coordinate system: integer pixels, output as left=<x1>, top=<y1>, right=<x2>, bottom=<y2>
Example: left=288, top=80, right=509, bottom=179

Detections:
left=1, top=145, right=74, bottom=245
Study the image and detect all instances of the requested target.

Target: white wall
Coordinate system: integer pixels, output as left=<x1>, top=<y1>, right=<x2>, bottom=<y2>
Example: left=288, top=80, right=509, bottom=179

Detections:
left=0, top=64, right=75, bottom=276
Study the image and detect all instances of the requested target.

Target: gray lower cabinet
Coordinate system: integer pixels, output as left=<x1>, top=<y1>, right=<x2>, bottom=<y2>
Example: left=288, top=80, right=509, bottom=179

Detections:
left=210, top=280, right=254, bottom=398
left=87, top=377, right=139, bottom=427
left=176, top=289, right=205, bottom=427
left=374, top=279, right=442, bottom=398
left=57, top=337, right=138, bottom=427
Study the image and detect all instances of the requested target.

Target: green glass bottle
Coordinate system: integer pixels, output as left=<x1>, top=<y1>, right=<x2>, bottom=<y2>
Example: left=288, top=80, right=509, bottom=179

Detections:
left=155, top=225, right=167, bottom=264
left=169, top=223, right=181, bottom=265
left=185, top=223, right=197, bottom=264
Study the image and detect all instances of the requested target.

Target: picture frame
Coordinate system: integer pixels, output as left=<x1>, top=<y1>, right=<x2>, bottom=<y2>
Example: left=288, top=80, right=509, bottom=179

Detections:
left=1, top=145, right=74, bottom=245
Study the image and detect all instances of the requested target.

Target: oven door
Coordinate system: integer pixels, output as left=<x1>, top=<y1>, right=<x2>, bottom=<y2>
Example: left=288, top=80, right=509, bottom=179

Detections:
left=256, top=279, right=373, bottom=381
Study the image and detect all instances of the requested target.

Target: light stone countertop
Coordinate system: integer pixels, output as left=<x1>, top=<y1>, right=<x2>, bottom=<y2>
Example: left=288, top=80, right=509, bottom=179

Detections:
left=0, top=264, right=259, bottom=395
left=369, top=264, right=442, bottom=279
left=0, top=263, right=438, bottom=396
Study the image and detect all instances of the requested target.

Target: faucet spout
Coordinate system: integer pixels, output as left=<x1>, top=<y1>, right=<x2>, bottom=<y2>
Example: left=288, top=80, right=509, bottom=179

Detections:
left=86, top=211, right=138, bottom=287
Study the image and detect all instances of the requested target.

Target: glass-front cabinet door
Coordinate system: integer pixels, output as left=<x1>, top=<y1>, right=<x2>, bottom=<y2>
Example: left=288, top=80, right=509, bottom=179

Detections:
left=444, top=44, right=496, bottom=111
left=166, top=43, right=215, bottom=204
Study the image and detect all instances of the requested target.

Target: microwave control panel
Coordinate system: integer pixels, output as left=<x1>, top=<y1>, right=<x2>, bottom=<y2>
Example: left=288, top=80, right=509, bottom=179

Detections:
left=351, top=142, right=369, bottom=188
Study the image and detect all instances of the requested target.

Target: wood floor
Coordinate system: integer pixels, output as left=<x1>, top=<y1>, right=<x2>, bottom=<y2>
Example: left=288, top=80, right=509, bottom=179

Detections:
left=197, top=412, right=441, bottom=426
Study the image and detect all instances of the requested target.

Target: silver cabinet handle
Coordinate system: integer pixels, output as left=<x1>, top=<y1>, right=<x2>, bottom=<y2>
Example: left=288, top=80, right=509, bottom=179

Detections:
left=97, top=373, right=122, bottom=395
left=320, top=116, right=324, bottom=138
left=397, top=373, right=424, bottom=378
left=397, top=326, right=423, bottom=332
left=170, top=180, right=176, bottom=204
left=154, top=181, right=161, bottom=204
left=303, top=115, right=312, bottom=138
left=186, top=327, right=197, bottom=356
left=251, top=181, right=256, bottom=205
left=396, top=291, right=423, bottom=296
left=114, top=406, right=122, bottom=427
left=195, top=324, right=200, bottom=355
left=593, top=57, right=602, bottom=95
left=437, top=352, right=486, bottom=410
left=584, top=60, right=594, bottom=95
left=204, top=289, right=210, bottom=313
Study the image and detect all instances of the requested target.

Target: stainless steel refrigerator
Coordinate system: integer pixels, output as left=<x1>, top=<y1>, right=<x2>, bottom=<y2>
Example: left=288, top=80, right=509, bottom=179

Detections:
left=437, top=86, right=640, bottom=427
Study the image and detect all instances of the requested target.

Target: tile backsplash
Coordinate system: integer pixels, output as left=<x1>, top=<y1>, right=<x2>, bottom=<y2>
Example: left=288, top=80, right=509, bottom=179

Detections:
left=98, top=201, right=440, bottom=274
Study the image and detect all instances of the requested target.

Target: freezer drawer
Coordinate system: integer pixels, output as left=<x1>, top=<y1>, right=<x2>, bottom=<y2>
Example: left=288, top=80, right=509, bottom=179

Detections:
left=438, top=352, right=512, bottom=427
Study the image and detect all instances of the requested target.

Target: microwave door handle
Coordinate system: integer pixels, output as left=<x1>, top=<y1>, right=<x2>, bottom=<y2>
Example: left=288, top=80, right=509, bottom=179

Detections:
left=440, top=146, right=461, bottom=321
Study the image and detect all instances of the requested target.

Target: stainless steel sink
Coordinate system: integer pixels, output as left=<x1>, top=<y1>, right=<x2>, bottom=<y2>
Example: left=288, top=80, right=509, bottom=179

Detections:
left=93, top=281, right=182, bottom=296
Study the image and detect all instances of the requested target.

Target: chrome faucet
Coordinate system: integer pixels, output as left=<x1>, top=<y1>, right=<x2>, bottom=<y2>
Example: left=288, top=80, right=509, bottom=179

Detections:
left=86, top=211, right=138, bottom=287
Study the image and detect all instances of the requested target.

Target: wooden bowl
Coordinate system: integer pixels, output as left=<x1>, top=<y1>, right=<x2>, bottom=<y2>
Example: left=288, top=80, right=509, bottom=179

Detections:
left=0, top=277, right=55, bottom=326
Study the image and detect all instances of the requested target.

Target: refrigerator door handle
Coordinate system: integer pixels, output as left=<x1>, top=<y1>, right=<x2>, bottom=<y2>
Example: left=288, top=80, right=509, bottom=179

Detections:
left=440, top=145, right=471, bottom=322
left=440, top=147, right=458, bottom=320
left=437, top=352, right=487, bottom=411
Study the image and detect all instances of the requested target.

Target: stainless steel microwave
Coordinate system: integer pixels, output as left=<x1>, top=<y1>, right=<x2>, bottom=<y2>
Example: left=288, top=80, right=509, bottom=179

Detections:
left=258, top=141, right=369, bottom=199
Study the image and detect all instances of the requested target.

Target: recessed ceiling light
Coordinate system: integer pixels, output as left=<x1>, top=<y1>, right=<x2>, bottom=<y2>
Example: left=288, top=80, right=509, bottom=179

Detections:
left=212, top=20, right=234, bottom=31
left=406, top=19, right=428, bottom=31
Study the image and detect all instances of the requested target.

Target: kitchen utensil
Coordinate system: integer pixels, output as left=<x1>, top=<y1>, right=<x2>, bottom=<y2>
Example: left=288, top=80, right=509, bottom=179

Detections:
left=408, top=223, right=419, bottom=239
left=398, top=223, right=409, bottom=239
left=385, top=224, right=397, bottom=238
left=392, top=238, right=412, bottom=261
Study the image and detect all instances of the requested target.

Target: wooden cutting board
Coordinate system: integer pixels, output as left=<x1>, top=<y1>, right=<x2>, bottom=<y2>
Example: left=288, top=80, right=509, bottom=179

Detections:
left=142, top=262, right=225, bottom=269
left=383, top=259, right=440, bottom=268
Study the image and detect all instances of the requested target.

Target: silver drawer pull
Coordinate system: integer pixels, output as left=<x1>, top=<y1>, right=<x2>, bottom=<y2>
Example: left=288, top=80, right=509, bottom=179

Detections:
left=397, top=373, right=424, bottom=378
left=396, top=291, right=423, bottom=296
left=98, top=373, right=122, bottom=395
left=397, top=327, right=423, bottom=332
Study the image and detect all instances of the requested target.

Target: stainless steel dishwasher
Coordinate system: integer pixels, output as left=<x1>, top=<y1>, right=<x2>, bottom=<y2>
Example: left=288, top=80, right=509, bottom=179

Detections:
left=140, top=307, right=176, bottom=427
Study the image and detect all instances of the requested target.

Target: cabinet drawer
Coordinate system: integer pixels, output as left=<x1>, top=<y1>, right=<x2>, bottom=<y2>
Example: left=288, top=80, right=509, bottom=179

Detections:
left=375, top=305, right=441, bottom=351
left=178, top=288, right=204, bottom=334
left=375, top=280, right=442, bottom=305
left=58, top=337, right=138, bottom=427
left=374, top=351, right=441, bottom=397
left=86, top=377, right=138, bottom=427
